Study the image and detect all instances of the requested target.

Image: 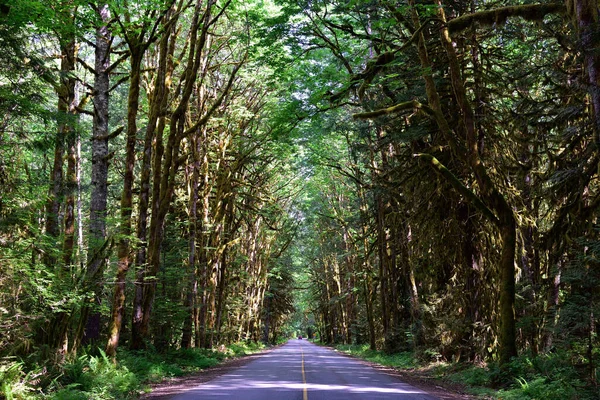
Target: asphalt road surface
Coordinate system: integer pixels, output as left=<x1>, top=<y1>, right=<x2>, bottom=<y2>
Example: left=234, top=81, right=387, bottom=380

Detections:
left=171, top=339, right=438, bottom=399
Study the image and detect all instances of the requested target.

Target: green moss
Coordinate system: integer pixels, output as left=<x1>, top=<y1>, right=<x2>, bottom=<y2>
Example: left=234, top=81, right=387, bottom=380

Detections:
left=448, top=3, right=566, bottom=34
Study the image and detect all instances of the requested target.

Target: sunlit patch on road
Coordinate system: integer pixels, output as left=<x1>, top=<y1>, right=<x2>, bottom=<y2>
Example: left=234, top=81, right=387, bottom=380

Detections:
left=171, top=340, right=437, bottom=399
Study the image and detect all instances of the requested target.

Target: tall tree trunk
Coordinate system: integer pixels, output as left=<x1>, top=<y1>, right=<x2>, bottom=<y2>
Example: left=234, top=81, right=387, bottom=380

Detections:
left=405, top=225, right=423, bottom=349
left=358, top=170, right=377, bottom=350
left=57, top=36, right=78, bottom=355
left=214, top=247, right=228, bottom=343
left=376, top=194, right=389, bottom=340
left=106, top=45, right=143, bottom=357
left=48, top=20, right=78, bottom=359
left=62, top=87, right=77, bottom=268
left=75, top=2, right=111, bottom=351
left=131, top=7, right=176, bottom=349
left=45, top=140, right=62, bottom=247
left=77, top=130, right=84, bottom=262
left=543, top=256, right=563, bottom=350
left=182, top=141, right=200, bottom=348
left=46, top=90, right=65, bottom=256
left=196, top=125, right=211, bottom=348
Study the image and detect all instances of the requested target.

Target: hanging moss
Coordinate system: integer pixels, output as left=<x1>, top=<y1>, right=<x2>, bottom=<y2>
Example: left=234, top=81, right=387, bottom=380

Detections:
left=414, top=153, right=500, bottom=225
left=448, top=3, right=566, bottom=35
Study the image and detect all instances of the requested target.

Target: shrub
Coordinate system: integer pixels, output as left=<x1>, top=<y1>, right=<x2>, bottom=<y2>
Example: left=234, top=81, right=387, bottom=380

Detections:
left=48, top=350, right=138, bottom=400
left=446, top=364, right=491, bottom=386
left=0, top=360, right=36, bottom=400
left=498, top=377, right=579, bottom=400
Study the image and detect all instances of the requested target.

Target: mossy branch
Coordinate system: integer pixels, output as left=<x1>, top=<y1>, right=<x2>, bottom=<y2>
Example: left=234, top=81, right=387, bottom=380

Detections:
left=448, top=3, right=566, bottom=34
left=355, top=51, right=395, bottom=100
left=353, top=100, right=435, bottom=119
left=353, top=18, right=443, bottom=99
left=414, top=153, right=500, bottom=225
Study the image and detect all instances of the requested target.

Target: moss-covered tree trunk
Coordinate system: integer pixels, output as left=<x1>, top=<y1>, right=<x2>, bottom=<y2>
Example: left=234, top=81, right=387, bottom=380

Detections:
left=62, top=40, right=78, bottom=269
left=106, top=42, right=144, bottom=357
left=181, top=138, right=200, bottom=349
left=358, top=186, right=377, bottom=350
left=130, top=8, right=175, bottom=350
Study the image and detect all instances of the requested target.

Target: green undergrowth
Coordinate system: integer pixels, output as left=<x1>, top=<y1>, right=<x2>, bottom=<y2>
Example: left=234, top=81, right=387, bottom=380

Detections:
left=331, top=344, right=599, bottom=399
left=1, top=341, right=266, bottom=400
left=435, top=352, right=599, bottom=400
left=332, top=344, right=417, bottom=369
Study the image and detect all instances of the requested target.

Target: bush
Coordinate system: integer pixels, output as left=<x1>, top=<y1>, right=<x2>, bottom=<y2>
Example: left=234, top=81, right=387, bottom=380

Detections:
left=0, top=360, right=36, bottom=400
left=498, top=377, right=579, bottom=400
left=227, top=341, right=265, bottom=357
left=446, top=364, right=491, bottom=387
left=3, top=342, right=266, bottom=399
left=118, top=348, right=219, bottom=384
left=48, top=350, right=138, bottom=400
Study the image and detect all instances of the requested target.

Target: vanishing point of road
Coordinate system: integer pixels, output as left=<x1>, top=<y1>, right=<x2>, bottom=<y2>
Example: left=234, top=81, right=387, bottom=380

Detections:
left=171, top=339, right=438, bottom=399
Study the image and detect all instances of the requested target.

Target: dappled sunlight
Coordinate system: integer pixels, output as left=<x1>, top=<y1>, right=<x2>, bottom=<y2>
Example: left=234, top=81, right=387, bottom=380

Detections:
left=172, top=340, right=436, bottom=399
left=192, top=381, right=306, bottom=390
left=185, top=380, right=423, bottom=393
left=4, top=0, right=596, bottom=398
left=306, top=383, right=421, bottom=394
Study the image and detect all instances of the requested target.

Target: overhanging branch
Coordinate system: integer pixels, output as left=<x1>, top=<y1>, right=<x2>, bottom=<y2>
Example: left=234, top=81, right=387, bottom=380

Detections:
left=448, top=3, right=566, bottom=34
left=414, top=153, right=500, bottom=225
left=353, top=100, right=435, bottom=119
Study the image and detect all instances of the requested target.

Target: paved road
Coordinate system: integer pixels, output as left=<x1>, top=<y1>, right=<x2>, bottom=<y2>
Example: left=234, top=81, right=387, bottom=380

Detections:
left=171, top=339, right=438, bottom=399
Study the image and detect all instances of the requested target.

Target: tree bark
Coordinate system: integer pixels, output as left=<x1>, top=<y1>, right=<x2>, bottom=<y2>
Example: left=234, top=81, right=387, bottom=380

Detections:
left=75, top=2, right=111, bottom=352
left=106, top=43, right=143, bottom=357
left=181, top=138, right=200, bottom=348
left=48, top=19, right=78, bottom=359
left=138, top=0, right=218, bottom=346
left=131, top=5, right=176, bottom=349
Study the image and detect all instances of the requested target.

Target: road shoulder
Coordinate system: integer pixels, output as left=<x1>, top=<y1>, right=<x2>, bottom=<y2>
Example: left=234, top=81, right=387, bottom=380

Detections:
left=139, top=346, right=277, bottom=399
left=321, top=345, right=477, bottom=400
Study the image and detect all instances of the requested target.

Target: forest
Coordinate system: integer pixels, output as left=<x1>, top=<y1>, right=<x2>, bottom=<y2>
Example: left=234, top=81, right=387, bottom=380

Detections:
left=1, top=0, right=600, bottom=398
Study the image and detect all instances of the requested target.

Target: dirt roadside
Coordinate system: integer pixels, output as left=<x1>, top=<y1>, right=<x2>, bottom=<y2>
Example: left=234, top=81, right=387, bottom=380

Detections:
left=139, top=344, right=476, bottom=400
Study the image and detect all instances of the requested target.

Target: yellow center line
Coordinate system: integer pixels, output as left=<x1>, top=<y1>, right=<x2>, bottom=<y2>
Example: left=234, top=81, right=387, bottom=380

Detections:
left=301, top=342, right=308, bottom=400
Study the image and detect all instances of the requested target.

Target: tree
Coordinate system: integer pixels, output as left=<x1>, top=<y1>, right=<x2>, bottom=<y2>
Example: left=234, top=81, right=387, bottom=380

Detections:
left=105, top=0, right=172, bottom=359
left=285, top=0, right=600, bottom=367
left=75, top=1, right=114, bottom=350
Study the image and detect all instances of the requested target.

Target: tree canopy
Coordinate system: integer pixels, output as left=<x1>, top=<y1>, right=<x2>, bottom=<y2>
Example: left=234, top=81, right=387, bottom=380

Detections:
left=1, top=0, right=600, bottom=398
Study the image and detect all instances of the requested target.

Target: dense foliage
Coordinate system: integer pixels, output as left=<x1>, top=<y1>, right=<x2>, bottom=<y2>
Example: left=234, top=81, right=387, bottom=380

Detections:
left=1, top=0, right=600, bottom=398
left=283, top=0, right=600, bottom=396
left=0, top=0, right=299, bottom=395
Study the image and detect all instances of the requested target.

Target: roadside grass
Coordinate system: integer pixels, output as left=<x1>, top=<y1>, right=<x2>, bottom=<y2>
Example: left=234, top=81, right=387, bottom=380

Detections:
left=2, top=342, right=266, bottom=399
left=333, top=344, right=417, bottom=369
left=331, top=344, right=600, bottom=399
